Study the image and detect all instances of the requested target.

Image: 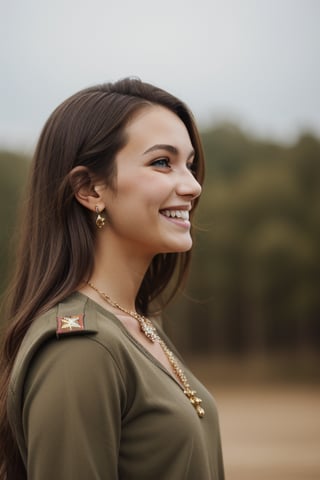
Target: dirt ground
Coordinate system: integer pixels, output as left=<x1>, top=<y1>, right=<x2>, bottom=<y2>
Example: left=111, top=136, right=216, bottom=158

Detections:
left=210, top=384, right=320, bottom=480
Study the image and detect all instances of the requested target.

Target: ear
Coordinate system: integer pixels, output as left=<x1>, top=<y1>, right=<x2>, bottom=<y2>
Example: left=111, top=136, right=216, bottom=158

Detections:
left=68, top=166, right=105, bottom=213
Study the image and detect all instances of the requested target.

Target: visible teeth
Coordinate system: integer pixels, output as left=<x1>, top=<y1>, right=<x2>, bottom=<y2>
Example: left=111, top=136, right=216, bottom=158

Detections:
left=162, top=210, right=189, bottom=220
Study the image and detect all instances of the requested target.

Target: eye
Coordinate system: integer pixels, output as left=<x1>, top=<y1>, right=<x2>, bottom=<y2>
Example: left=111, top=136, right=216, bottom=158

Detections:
left=151, top=158, right=171, bottom=169
left=187, top=162, right=197, bottom=175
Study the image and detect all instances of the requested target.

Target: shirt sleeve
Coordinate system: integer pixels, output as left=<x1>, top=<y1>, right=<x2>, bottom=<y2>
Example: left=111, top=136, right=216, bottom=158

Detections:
left=22, top=335, right=126, bottom=479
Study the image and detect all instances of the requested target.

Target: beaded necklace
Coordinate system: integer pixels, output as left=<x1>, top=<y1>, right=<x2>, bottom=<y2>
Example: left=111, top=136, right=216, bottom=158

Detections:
left=87, top=282, right=205, bottom=418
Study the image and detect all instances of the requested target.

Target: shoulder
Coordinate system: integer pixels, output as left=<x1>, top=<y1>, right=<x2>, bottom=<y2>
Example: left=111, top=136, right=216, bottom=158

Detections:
left=7, top=292, right=129, bottom=454
left=9, top=292, right=97, bottom=393
left=14, top=291, right=130, bottom=360
left=9, top=292, right=131, bottom=393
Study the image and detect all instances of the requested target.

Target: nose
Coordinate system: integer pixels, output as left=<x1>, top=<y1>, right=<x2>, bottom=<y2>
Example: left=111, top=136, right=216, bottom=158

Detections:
left=175, top=168, right=202, bottom=200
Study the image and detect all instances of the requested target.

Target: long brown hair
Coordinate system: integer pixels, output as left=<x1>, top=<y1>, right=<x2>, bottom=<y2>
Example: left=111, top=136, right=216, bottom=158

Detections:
left=0, top=77, right=205, bottom=478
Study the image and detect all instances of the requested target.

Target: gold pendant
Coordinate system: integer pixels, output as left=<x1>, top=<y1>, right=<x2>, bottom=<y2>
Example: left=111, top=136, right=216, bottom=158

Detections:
left=196, top=405, right=205, bottom=418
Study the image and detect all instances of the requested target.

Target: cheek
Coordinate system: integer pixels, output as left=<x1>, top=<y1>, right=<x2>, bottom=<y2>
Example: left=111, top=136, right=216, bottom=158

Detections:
left=119, top=176, right=171, bottom=206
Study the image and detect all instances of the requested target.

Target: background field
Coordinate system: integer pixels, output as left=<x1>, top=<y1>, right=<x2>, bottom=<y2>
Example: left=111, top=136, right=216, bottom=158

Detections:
left=187, top=354, right=320, bottom=480
left=214, top=383, right=320, bottom=480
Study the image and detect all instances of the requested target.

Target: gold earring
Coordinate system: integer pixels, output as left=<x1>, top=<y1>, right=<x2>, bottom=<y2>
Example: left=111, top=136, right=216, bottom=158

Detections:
left=95, top=206, right=106, bottom=229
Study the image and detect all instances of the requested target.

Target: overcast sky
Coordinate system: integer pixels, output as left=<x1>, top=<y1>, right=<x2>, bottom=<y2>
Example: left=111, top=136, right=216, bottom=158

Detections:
left=1, top=0, right=319, bottom=150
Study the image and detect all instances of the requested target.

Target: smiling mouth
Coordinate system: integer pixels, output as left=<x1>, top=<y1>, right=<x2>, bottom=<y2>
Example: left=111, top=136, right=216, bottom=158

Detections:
left=160, top=209, right=190, bottom=221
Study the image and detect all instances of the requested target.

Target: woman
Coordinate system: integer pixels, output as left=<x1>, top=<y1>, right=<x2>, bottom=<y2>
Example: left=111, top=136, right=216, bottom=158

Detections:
left=0, top=78, right=224, bottom=479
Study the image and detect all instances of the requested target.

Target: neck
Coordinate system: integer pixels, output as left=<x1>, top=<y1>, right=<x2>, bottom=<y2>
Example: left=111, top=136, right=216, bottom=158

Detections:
left=80, top=232, right=153, bottom=311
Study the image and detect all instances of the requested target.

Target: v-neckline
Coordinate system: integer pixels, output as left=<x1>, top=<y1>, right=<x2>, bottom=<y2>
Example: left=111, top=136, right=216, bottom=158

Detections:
left=76, top=291, right=187, bottom=391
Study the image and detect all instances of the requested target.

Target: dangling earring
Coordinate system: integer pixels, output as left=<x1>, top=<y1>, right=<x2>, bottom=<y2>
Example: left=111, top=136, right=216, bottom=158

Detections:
left=95, top=206, right=106, bottom=229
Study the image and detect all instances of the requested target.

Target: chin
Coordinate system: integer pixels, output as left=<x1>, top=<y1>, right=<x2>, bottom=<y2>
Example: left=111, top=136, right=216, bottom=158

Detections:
left=161, top=241, right=193, bottom=254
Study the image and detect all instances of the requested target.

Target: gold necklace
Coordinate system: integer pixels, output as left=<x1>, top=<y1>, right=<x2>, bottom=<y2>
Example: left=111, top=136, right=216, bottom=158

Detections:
left=87, top=281, right=205, bottom=418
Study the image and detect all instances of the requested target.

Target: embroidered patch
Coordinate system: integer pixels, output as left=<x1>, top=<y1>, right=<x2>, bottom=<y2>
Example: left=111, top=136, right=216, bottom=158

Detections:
left=56, top=314, right=85, bottom=335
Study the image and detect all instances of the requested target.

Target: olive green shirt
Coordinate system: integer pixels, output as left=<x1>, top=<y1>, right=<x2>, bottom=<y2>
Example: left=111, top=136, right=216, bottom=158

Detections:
left=8, top=292, right=224, bottom=479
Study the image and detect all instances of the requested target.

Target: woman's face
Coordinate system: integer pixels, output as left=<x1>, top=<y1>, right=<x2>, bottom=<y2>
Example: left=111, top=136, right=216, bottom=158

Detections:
left=100, top=105, right=202, bottom=258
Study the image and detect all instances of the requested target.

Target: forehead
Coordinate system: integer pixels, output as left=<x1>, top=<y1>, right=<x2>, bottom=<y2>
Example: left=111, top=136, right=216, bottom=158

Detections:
left=123, top=105, right=193, bottom=153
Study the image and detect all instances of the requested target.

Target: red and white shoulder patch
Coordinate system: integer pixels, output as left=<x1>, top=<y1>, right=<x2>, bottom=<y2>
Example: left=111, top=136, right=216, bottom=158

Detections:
left=56, top=314, right=85, bottom=335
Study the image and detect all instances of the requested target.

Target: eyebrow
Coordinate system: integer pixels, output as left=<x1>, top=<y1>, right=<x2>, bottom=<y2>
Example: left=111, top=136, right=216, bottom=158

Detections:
left=143, top=144, right=195, bottom=160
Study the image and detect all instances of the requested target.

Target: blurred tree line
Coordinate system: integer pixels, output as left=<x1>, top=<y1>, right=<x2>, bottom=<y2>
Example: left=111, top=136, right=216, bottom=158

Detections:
left=0, top=124, right=319, bottom=356
left=166, top=124, right=320, bottom=356
left=0, top=151, right=30, bottom=294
